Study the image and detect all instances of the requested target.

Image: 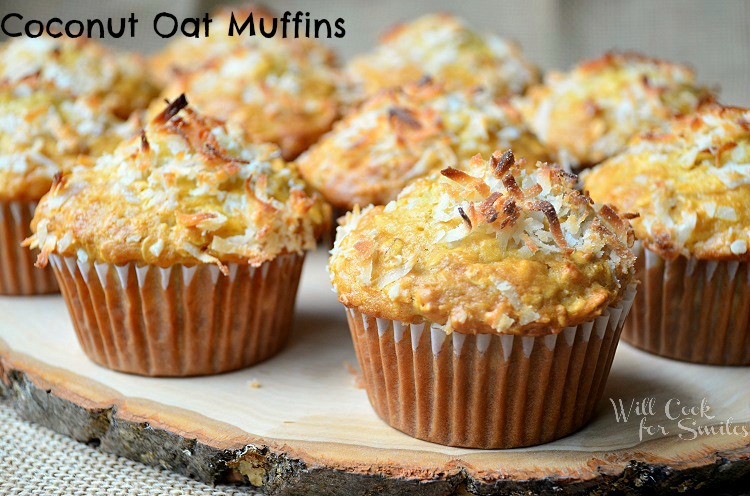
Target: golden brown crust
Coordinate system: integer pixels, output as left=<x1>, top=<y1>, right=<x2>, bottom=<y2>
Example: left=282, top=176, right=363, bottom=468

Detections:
left=345, top=13, right=538, bottom=102
left=583, top=104, right=750, bottom=261
left=329, top=151, right=635, bottom=336
left=154, top=39, right=344, bottom=160
left=0, top=81, right=132, bottom=202
left=296, top=81, right=551, bottom=210
left=518, top=51, right=715, bottom=168
left=0, top=37, right=159, bottom=120
left=28, top=96, right=331, bottom=269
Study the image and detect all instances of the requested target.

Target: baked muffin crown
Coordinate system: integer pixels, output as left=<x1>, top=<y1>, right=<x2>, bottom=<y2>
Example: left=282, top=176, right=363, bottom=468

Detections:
left=583, top=104, right=750, bottom=261
left=297, top=80, right=549, bottom=210
left=346, top=13, right=538, bottom=101
left=0, top=37, right=159, bottom=119
left=28, top=96, right=331, bottom=269
left=329, top=150, right=635, bottom=335
left=0, top=81, right=132, bottom=202
left=156, top=39, right=343, bottom=160
left=519, top=51, right=714, bottom=168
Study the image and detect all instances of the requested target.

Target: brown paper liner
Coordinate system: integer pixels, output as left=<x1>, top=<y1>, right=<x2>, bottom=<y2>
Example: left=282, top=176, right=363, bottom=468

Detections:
left=345, top=285, right=636, bottom=449
left=0, top=201, right=58, bottom=295
left=49, top=252, right=305, bottom=377
left=624, top=243, right=750, bottom=365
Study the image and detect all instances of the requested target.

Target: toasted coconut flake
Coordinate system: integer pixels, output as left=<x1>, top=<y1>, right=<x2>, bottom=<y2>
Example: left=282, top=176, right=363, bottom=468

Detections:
left=156, top=94, right=188, bottom=124
left=491, top=149, right=515, bottom=178
left=527, top=199, right=571, bottom=252
left=388, top=106, right=422, bottom=130
left=457, top=206, right=472, bottom=229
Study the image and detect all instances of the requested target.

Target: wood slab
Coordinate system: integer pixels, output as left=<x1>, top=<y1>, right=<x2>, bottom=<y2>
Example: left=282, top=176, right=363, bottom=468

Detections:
left=1, top=250, right=749, bottom=495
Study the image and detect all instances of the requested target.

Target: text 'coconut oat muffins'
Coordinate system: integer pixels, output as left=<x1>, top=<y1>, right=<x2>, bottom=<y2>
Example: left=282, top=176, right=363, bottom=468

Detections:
left=584, top=104, right=750, bottom=365
left=346, top=13, right=538, bottom=103
left=518, top=52, right=714, bottom=169
left=329, top=150, right=637, bottom=448
left=27, top=95, right=331, bottom=376
left=297, top=79, right=550, bottom=210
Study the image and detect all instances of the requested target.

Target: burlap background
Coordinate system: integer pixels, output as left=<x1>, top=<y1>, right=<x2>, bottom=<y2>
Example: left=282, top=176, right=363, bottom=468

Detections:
left=0, top=401, right=260, bottom=495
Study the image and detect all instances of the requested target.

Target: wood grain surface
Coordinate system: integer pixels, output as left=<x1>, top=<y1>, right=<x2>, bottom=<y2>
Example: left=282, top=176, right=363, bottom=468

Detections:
left=1, top=250, right=749, bottom=495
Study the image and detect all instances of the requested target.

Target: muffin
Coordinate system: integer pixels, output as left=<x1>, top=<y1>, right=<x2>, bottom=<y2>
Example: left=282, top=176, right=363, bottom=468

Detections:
left=155, top=39, right=343, bottom=160
left=27, top=95, right=331, bottom=376
left=0, top=81, right=132, bottom=295
left=297, top=80, right=550, bottom=210
left=583, top=104, right=750, bottom=365
left=345, top=13, right=538, bottom=102
left=0, top=37, right=159, bottom=120
left=148, top=3, right=278, bottom=86
left=518, top=52, right=714, bottom=169
left=329, top=150, right=637, bottom=448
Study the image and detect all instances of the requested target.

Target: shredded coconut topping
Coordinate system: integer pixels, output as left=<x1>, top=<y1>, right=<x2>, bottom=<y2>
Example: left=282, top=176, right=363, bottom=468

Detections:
left=584, top=104, right=750, bottom=261
left=27, top=96, right=330, bottom=270
left=346, top=13, right=538, bottom=102
left=518, top=51, right=714, bottom=168
left=329, top=150, right=635, bottom=335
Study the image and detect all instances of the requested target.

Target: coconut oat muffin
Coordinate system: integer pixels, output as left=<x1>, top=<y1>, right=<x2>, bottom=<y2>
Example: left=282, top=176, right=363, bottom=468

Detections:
left=27, top=95, right=330, bottom=376
left=297, top=80, right=550, bottom=210
left=156, top=40, right=343, bottom=160
left=329, top=150, right=636, bottom=448
left=0, top=37, right=159, bottom=119
left=583, top=105, right=750, bottom=365
left=519, top=52, right=714, bottom=169
left=149, top=3, right=278, bottom=85
left=346, top=13, right=538, bottom=102
left=0, top=81, right=132, bottom=295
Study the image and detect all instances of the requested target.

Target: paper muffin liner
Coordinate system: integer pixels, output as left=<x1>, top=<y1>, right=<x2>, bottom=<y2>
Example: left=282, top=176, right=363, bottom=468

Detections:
left=0, top=201, right=58, bottom=295
left=48, top=252, right=305, bottom=377
left=345, top=285, right=636, bottom=449
left=623, top=242, right=750, bottom=365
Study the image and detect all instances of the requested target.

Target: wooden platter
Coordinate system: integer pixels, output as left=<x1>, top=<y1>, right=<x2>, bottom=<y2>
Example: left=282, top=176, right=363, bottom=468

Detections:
left=1, top=250, right=749, bottom=495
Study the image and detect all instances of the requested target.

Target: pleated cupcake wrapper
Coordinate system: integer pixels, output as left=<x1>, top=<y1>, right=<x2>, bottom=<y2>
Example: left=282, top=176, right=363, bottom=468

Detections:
left=623, top=242, right=750, bottom=365
left=345, top=285, right=636, bottom=449
left=0, top=201, right=58, bottom=295
left=49, top=252, right=305, bottom=377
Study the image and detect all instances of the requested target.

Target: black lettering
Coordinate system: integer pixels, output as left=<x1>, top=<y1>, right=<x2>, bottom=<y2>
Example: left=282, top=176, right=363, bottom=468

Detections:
left=201, top=12, right=211, bottom=36
left=108, top=17, right=126, bottom=38
left=25, top=19, right=44, bottom=38
left=181, top=17, right=201, bottom=38
left=65, top=19, right=84, bottom=37
left=153, top=12, right=178, bottom=38
left=228, top=12, right=249, bottom=36
left=334, top=18, right=345, bottom=38
left=1, top=13, right=22, bottom=37
left=314, top=18, right=331, bottom=38
left=46, top=17, right=63, bottom=38
left=127, top=13, right=138, bottom=37
left=259, top=17, right=277, bottom=38
left=86, top=18, right=104, bottom=38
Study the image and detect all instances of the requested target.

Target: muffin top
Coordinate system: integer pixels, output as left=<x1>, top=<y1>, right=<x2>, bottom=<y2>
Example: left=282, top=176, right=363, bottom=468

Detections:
left=156, top=40, right=343, bottom=160
left=345, top=14, right=538, bottom=102
left=518, top=52, right=713, bottom=168
left=0, top=81, right=132, bottom=202
left=29, top=96, right=331, bottom=270
left=329, top=150, right=635, bottom=335
left=583, top=105, right=750, bottom=261
left=0, top=37, right=159, bottom=119
left=148, top=3, right=280, bottom=85
left=297, top=80, right=550, bottom=210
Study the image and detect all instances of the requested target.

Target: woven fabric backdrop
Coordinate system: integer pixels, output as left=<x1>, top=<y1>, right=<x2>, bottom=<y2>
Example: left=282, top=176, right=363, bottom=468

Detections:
left=0, top=401, right=260, bottom=495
